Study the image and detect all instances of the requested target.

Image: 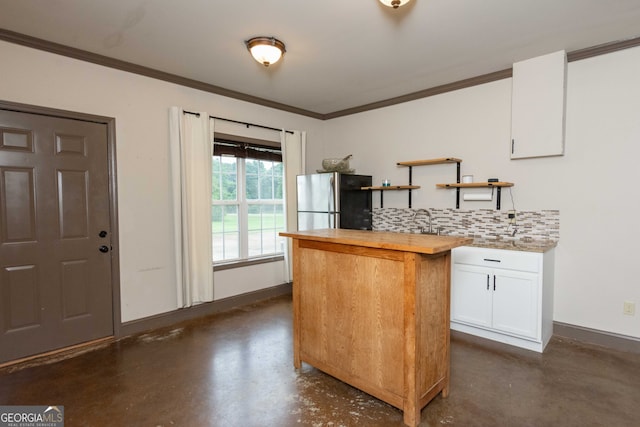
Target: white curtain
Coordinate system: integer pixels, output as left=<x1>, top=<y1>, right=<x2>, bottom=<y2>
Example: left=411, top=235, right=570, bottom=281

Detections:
left=169, top=107, right=214, bottom=308
left=281, top=130, right=306, bottom=282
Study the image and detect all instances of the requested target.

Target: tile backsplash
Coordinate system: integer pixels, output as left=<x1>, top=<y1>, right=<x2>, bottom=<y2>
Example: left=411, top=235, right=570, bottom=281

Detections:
left=372, top=208, right=559, bottom=241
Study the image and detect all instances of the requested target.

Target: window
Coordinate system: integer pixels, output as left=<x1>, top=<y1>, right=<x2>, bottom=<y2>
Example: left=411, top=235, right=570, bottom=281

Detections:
left=211, top=135, right=285, bottom=263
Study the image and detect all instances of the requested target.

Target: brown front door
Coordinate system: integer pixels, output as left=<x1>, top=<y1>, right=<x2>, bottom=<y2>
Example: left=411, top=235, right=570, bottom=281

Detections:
left=0, top=109, right=114, bottom=363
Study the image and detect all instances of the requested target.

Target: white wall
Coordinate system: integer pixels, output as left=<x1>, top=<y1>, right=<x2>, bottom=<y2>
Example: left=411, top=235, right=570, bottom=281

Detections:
left=0, top=40, right=324, bottom=322
left=321, top=46, right=640, bottom=339
left=3, top=39, right=639, bottom=339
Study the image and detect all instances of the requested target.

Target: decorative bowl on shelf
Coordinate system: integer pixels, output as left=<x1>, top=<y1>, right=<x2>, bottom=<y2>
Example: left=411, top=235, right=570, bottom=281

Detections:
left=321, top=154, right=352, bottom=172
left=316, top=168, right=355, bottom=174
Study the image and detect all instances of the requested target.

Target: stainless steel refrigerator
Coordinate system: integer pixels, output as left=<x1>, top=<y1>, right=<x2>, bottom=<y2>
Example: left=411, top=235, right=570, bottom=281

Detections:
left=296, top=172, right=372, bottom=231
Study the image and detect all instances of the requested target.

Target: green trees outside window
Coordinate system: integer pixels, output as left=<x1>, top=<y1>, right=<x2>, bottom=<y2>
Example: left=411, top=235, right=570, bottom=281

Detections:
left=212, top=156, right=285, bottom=262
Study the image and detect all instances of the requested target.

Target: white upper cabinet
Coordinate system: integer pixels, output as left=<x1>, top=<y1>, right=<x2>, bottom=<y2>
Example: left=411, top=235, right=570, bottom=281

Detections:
left=510, top=50, right=567, bottom=159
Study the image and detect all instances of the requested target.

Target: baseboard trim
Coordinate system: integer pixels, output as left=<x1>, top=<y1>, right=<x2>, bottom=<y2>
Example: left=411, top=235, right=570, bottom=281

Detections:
left=553, top=321, right=640, bottom=354
left=120, top=283, right=292, bottom=337
left=0, top=337, right=114, bottom=372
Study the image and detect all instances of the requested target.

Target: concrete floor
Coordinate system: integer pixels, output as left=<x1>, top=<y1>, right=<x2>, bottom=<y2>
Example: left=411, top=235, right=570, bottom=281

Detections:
left=1, top=294, right=639, bottom=426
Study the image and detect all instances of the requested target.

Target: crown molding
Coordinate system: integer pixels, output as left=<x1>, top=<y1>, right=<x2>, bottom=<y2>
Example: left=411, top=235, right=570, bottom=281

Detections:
left=323, top=68, right=513, bottom=120
left=1, top=28, right=639, bottom=120
left=567, top=35, right=640, bottom=62
left=0, top=28, right=323, bottom=120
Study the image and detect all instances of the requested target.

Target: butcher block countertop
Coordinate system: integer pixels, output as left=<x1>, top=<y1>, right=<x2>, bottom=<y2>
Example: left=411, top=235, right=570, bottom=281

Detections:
left=280, top=228, right=473, bottom=255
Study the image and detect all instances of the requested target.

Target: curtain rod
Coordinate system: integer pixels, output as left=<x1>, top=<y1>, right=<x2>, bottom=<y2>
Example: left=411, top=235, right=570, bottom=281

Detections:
left=183, top=110, right=294, bottom=134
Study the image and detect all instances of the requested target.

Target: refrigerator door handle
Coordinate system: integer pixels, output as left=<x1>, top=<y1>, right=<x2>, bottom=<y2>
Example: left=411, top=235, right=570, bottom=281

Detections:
left=329, top=175, right=335, bottom=228
left=329, top=175, right=335, bottom=211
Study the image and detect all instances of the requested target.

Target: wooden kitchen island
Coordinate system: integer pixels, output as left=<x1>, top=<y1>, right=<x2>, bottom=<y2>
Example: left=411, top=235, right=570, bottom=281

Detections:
left=280, top=229, right=472, bottom=427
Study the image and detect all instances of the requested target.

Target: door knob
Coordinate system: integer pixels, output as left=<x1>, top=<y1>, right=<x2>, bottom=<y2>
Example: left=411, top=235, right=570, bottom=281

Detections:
left=99, top=230, right=108, bottom=238
left=99, top=245, right=110, bottom=253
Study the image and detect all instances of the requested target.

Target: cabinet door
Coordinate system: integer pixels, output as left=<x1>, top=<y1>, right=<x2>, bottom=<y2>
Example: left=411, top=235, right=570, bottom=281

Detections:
left=491, top=269, right=539, bottom=339
left=451, top=264, right=493, bottom=328
left=511, top=50, right=566, bottom=159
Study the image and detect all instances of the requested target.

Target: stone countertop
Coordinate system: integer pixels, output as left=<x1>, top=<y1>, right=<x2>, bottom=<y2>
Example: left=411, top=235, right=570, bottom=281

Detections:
left=464, top=237, right=558, bottom=253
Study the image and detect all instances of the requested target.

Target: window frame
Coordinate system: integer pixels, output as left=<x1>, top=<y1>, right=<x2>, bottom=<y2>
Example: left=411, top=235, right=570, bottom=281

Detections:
left=212, top=133, right=285, bottom=267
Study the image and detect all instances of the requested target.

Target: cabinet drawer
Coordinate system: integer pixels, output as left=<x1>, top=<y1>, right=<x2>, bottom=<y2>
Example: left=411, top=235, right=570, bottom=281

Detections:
left=453, top=246, right=541, bottom=273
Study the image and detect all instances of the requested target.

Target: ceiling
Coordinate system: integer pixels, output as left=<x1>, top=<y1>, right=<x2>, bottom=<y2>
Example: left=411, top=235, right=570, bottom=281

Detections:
left=2, top=0, right=640, bottom=118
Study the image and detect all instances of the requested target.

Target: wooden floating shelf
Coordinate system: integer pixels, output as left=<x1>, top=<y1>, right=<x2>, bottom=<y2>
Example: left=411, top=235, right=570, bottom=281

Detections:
left=362, top=185, right=420, bottom=191
left=436, top=182, right=514, bottom=210
left=397, top=157, right=462, bottom=167
left=436, top=182, right=514, bottom=188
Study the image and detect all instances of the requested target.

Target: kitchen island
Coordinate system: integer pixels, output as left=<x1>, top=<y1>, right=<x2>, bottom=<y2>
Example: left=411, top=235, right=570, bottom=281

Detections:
left=280, top=229, right=472, bottom=427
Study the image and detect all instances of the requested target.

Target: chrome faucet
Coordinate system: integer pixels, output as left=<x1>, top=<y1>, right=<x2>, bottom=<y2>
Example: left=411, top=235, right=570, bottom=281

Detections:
left=411, top=209, right=433, bottom=234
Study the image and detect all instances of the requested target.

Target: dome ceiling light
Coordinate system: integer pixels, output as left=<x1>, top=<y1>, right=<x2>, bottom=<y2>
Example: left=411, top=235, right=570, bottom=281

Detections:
left=379, top=0, right=411, bottom=9
left=245, top=36, right=286, bottom=67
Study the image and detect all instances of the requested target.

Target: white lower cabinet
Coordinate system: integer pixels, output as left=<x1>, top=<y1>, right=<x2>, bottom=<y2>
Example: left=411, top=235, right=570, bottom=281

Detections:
left=451, top=246, right=555, bottom=352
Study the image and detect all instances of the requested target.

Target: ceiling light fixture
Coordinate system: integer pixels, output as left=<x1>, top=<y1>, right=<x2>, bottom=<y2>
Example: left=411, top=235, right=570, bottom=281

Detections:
left=379, top=0, right=411, bottom=9
left=245, top=36, right=286, bottom=67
